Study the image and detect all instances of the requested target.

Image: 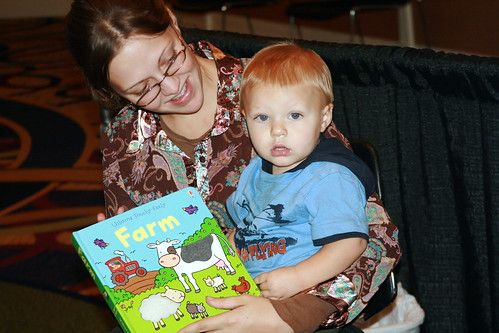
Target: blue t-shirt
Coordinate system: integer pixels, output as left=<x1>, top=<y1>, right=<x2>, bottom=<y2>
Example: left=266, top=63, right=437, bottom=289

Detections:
left=227, top=152, right=369, bottom=278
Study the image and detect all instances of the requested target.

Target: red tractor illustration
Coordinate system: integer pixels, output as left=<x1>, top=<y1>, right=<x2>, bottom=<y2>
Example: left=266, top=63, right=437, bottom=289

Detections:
left=105, top=256, right=147, bottom=286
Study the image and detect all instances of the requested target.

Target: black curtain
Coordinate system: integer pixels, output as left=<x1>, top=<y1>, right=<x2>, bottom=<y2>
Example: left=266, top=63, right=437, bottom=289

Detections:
left=184, top=28, right=499, bottom=333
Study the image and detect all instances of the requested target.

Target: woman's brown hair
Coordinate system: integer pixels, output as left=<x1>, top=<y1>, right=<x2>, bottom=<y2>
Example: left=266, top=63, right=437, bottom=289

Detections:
left=66, top=0, right=173, bottom=111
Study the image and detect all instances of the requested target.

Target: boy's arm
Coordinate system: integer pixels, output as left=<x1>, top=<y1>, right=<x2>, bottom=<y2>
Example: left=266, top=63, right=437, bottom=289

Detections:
left=255, top=237, right=367, bottom=300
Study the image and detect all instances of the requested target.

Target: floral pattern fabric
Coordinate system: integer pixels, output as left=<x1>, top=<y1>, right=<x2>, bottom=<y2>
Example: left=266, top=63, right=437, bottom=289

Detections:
left=100, top=41, right=401, bottom=328
left=101, top=41, right=253, bottom=228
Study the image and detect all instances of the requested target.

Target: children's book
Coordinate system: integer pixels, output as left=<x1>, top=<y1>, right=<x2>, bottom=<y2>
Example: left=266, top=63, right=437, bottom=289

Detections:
left=73, top=187, right=260, bottom=333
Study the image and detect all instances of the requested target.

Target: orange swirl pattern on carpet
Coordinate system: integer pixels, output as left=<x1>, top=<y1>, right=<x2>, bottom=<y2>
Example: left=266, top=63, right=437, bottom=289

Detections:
left=0, top=18, right=104, bottom=299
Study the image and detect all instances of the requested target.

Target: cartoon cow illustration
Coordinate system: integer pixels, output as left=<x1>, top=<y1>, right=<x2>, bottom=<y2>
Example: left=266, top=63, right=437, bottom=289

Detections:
left=148, top=234, right=235, bottom=292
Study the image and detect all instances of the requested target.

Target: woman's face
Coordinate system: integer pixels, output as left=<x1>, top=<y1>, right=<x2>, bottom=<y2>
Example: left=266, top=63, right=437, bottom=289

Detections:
left=108, top=27, right=204, bottom=115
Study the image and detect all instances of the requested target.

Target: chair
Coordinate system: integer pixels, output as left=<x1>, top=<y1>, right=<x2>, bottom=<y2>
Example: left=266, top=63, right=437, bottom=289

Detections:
left=287, top=0, right=429, bottom=47
left=350, top=141, right=398, bottom=321
left=171, top=0, right=277, bottom=34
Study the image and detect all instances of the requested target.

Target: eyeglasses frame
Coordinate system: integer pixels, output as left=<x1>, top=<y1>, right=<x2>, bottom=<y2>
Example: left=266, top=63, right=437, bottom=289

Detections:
left=135, top=28, right=187, bottom=108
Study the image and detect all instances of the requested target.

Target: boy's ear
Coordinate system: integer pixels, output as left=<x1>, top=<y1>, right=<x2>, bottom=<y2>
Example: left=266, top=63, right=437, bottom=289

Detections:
left=320, top=103, right=334, bottom=132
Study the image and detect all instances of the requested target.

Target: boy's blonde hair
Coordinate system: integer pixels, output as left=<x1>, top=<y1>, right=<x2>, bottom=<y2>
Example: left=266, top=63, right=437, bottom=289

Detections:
left=240, top=42, right=333, bottom=109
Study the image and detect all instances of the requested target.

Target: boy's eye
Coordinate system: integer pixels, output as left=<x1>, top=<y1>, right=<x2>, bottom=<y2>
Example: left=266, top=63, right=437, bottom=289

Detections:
left=254, top=114, right=269, bottom=122
left=290, top=112, right=303, bottom=120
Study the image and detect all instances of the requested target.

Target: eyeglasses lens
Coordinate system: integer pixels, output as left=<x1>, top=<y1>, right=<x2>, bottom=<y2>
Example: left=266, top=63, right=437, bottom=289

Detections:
left=136, top=48, right=186, bottom=107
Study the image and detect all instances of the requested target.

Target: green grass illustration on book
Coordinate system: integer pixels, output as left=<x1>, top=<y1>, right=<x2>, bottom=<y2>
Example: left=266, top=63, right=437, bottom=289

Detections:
left=73, top=187, right=260, bottom=332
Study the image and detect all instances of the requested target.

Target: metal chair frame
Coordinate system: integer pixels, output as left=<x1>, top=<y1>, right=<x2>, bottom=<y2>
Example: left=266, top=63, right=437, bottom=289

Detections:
left=351, top=140, right=398, bottom=321
left=172, top=0, right=277, bottom=34
left=288, top=0, right=429, bottom=47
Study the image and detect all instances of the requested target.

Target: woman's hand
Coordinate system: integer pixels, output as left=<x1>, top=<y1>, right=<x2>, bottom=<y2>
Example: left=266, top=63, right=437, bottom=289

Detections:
left=96, top=212, right=106, bottom=222
left=177, top=294, right=293, bottom=333
left=96, top=206, right=126, bottom=222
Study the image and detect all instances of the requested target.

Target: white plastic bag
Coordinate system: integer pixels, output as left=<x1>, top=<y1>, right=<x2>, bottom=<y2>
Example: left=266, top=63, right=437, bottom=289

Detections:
left=356, top=283, right=425, bottom=333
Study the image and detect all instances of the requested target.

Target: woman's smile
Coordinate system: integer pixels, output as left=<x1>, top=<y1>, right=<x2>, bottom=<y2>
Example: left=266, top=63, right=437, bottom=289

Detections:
left=168, top=79, right=191, bottom=105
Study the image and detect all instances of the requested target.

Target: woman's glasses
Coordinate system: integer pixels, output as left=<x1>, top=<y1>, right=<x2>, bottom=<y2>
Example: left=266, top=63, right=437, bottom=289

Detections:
left=135, top=30, right=187, bottom=108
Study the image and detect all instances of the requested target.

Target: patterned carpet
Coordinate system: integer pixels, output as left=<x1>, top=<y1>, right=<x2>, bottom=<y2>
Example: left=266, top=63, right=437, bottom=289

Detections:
left=0, top=18, right=114, bottom=332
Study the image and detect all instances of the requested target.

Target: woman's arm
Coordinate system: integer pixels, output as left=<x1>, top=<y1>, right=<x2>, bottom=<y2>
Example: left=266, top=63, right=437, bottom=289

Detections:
left=102, top=180, right=136, bottom=217
left=308, top=195, right=401, bottom=327
left=178, top=293, right=337, bottom=333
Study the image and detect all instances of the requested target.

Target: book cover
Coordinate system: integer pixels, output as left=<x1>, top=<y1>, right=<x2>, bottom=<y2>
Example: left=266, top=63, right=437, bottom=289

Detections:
left=72, top=187, right=260, bottom=332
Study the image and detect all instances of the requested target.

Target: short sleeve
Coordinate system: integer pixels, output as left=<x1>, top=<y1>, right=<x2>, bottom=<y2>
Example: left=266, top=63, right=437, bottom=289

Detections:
left=306, top=165, right=369, bottom=246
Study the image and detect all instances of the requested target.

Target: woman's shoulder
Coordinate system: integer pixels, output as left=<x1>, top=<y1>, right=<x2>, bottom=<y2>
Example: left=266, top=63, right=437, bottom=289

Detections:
left=191, top=40, right=240, bottom=63
left=196, top=40, right=245, bottom=136
left=101, top=106, right=163, bottom=158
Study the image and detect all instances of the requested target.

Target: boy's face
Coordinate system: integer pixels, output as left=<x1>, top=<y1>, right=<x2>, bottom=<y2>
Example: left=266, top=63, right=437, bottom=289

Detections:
left=243, top=83, right=332, bottom=174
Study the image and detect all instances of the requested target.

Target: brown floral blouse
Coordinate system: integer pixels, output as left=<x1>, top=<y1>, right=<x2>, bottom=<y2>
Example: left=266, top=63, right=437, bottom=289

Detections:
left=100, top=41, right=401, bottom=328
left=101, top=41, right=253, bottom=228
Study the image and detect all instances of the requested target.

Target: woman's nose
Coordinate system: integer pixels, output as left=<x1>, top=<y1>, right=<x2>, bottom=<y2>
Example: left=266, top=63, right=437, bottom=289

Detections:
left=158, top=75, right=179, bottom=96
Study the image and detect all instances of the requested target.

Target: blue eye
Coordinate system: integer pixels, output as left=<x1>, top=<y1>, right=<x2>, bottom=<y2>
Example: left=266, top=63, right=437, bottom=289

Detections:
left=255, top=114, right=269, bottom=122
left=290, top=112, right=303, bottom=120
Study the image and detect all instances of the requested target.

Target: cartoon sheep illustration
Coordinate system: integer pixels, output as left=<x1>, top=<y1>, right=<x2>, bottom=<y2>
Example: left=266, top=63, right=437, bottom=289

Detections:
left=186, top=301, right=209, bottom=319
left=139, top=286, right=185, bottom=330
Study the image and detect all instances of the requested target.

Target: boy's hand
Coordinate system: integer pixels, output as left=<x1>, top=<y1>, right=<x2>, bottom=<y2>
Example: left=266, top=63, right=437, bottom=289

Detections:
left=254, top=266, right=304, bottom=300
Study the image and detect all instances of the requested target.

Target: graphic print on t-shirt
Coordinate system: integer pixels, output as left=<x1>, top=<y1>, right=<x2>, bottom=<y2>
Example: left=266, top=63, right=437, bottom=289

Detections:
left=262, top=204, right=294, bottom=225
left=234, top=199, right=297, bottom=263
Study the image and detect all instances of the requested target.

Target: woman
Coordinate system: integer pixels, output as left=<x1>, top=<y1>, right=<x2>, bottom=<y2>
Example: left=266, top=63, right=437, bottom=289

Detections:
left=66, top=1, right=400, bottom=332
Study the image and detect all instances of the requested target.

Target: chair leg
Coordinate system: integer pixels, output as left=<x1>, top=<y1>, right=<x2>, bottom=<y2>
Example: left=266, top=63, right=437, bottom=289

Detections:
left=245, top=14, right=255, bottom=34
left=349, top=9, right=364, bottom=44
left=415, top=0, right=431, bottom=47
left=289, top=16, right=302, bottom=40
left=289, top=16, right=295, bottom=39
left=219, top=4, right=255, bottom=34
left=349, top=9, right=356, bottom=43
left=221, top=6, right=227, bottom=31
